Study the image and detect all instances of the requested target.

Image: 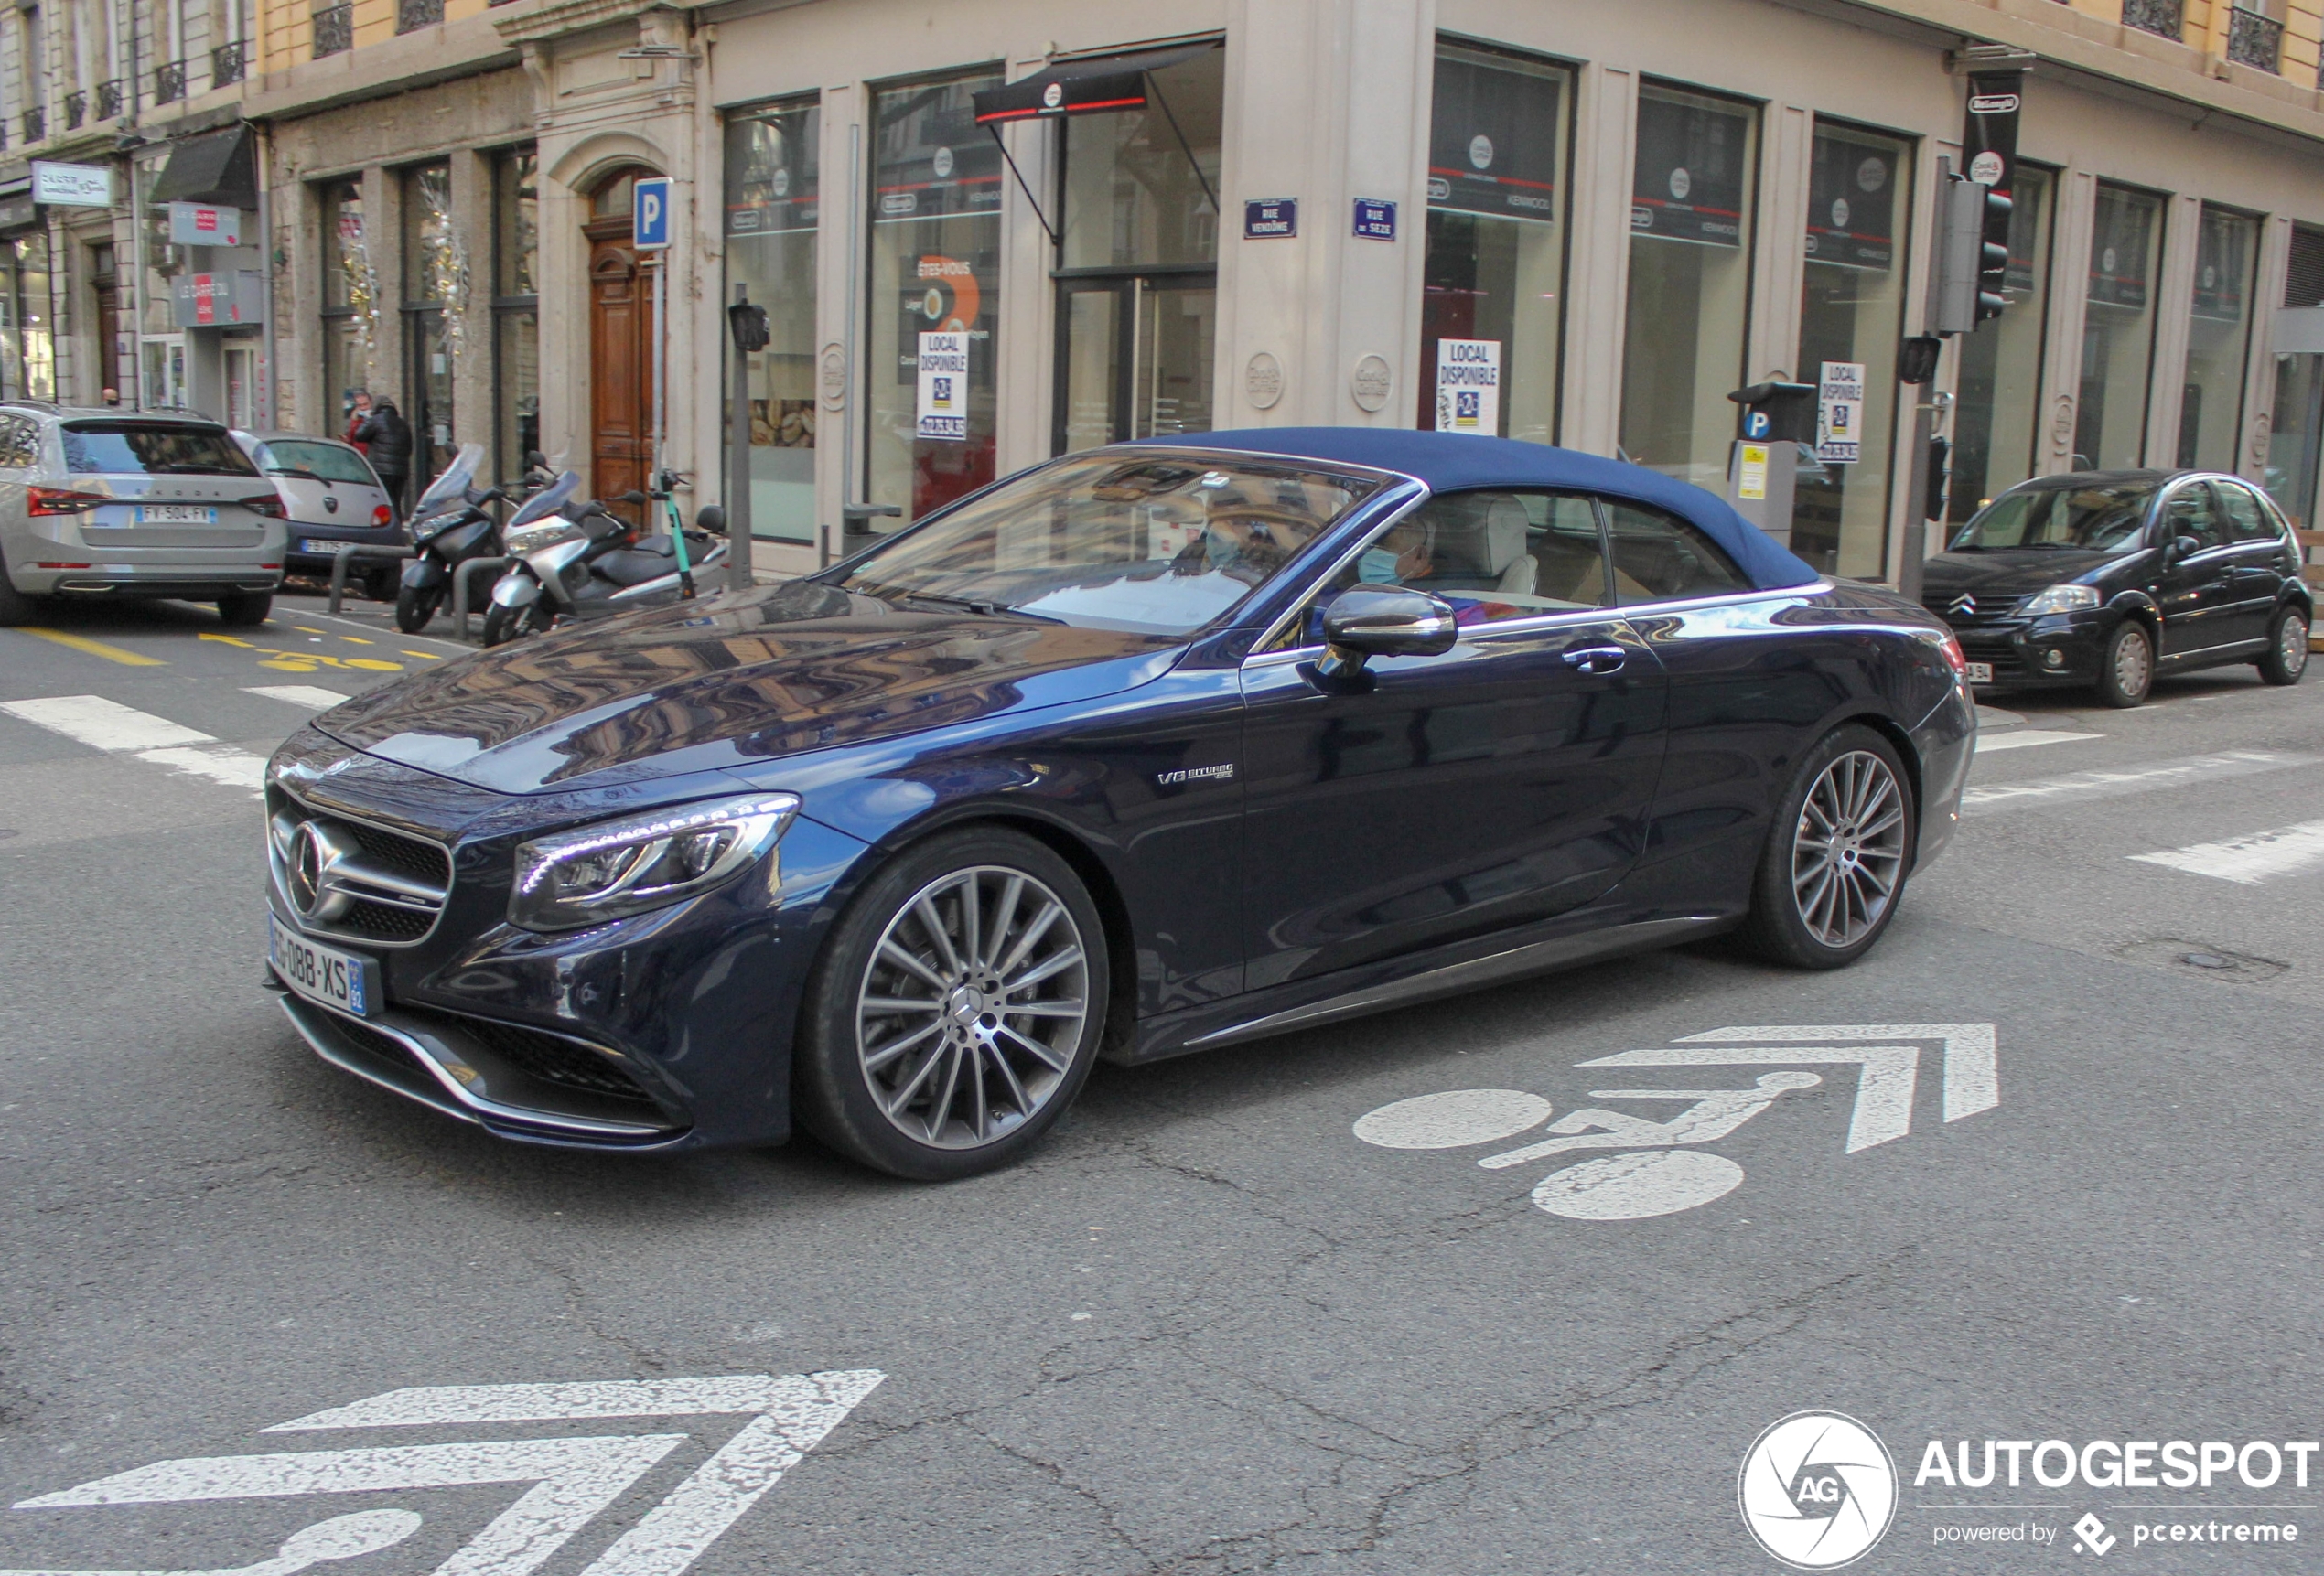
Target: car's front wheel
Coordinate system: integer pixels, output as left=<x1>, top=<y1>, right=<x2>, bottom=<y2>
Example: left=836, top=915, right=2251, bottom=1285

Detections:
left=794, top=828, right=1109, bottom=1180
left=1738, top=724, right=1915, bottom=970
left=2258, top=606, right=2309, bottom=687
left=2096, top=620, right=2154, bottom=708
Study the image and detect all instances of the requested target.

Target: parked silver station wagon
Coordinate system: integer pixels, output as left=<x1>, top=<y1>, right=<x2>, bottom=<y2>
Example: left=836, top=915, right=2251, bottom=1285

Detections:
left=0, top=402, right=289, bottom=627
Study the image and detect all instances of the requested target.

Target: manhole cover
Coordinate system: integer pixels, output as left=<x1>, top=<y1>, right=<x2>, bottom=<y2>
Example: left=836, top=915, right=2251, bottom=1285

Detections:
left=2116, top=938, right=2287, bottom=983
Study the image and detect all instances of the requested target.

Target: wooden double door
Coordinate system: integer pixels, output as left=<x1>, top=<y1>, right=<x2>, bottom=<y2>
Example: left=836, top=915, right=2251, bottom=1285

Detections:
left=586, top=213, right=656, bottom=522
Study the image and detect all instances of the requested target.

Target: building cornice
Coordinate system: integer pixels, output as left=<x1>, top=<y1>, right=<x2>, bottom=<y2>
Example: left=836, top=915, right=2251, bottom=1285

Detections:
left=493, top=0, right=683, bottom=48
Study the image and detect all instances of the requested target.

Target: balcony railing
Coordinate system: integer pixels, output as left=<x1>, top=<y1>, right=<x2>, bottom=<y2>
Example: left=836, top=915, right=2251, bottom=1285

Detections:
left=2122, top=0, right=2184, bottom=39
left=2227, top=5, right=2284, bottom=70
left=94, top=78, right=123, bottom=119
left=62, top=90, right=83, bottom=130
left=397, top=0, right=444, bottom=30
left=21, top=107, right=44, bottom=145
left=211, top=39, right=246, bottom=87
left=312, top=4, right=353, bottom=57
left=153, top=59, right=186, bottom=103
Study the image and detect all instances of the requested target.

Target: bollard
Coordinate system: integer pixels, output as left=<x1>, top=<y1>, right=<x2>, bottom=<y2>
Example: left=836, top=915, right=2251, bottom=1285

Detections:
left=452, top=556, right=514, bottom=641
left=327, top=545, right=416, bottom=616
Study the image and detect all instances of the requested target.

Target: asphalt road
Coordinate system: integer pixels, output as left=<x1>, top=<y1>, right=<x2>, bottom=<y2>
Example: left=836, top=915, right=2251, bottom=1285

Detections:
left=3, top=591, right=2321, bottom=1575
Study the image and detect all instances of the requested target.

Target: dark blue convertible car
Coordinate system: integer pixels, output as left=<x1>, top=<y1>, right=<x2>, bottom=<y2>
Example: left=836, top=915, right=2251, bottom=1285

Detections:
left=262, top=429, right=1974, bottom=1178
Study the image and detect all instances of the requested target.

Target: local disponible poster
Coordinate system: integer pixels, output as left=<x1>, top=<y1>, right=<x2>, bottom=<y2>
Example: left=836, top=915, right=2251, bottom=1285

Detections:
left=1817, top=360, right=1866, bottom=465
left=916, top=331, right=969, bottom=441
left=1435, top=338, right=1501, bottom=434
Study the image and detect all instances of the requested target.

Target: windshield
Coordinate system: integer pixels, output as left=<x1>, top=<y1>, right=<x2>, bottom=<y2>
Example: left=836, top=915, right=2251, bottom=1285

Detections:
left=63, top=423, right=259, bottom=477
left=507, top=469, right=581, bottom=528
left=1951, top=484, right=2154, bottom=552
left=414, top=443, right=484, bottom=514
left=831, top=454, right=1376, bottom=634
left=257, top=440, right=377, bottom=486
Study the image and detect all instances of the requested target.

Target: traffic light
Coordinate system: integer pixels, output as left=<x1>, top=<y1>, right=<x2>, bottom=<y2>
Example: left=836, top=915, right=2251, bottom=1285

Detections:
left=1934, top=174, right=2014, bottom=336
left=1974, top=185, right=2013, bottom=325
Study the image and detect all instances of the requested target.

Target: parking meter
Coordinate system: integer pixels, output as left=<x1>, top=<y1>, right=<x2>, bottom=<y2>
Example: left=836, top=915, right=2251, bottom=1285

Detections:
left=1726, top=381, right=1814, bottom=546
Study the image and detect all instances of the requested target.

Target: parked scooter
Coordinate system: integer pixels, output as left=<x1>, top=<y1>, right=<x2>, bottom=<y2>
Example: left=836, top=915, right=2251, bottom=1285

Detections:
left=394, top=445, right=506, bottom=635
left=480, top=470, right=729, bottom=647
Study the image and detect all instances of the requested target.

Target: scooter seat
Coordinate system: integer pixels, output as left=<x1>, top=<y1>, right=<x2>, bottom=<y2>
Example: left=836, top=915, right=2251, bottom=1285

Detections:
left=633, top=534, right=678, bottom=558
left=597, top=547, right=676, bottom=587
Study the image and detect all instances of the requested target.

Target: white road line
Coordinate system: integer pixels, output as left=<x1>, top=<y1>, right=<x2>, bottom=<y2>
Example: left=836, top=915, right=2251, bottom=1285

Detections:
left=1963, top=749, right=2319, bottom=814
left=2131, top=820, right=2324, bottom=885
left=243, top=685, right=350, bottom=709
left=1974, top=729, right=2102, bottom=754
left=0, top=694, right=267, bottom=792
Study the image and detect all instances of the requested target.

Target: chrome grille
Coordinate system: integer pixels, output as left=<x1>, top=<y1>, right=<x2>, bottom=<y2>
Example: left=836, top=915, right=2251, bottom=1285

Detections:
left=269, top=796, right=452, bottom=948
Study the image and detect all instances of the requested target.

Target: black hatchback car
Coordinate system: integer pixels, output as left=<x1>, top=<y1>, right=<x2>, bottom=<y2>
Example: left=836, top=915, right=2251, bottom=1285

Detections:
left=262, top=429, right=1973, bottom=1179
left=1921, top=469, right=2310, bottom=706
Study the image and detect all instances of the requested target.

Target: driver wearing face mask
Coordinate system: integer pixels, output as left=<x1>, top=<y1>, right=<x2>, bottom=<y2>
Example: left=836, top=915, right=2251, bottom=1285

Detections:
left=1357, top=518, right=1436, bottom=585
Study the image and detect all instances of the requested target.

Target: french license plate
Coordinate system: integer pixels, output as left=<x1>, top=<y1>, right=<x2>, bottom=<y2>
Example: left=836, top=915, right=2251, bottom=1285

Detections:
left=269, top=916, right=377, bottom=1017
left=137, top=504, right=216, bottom=524
left=1964, top=662, right=1994, bottom=683
left=302, top=539, right=340, bottom=554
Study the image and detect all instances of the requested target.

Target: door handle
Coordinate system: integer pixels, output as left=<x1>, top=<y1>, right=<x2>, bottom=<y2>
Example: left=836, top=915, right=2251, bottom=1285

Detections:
left=1563, top=645, right=1628, bottom=675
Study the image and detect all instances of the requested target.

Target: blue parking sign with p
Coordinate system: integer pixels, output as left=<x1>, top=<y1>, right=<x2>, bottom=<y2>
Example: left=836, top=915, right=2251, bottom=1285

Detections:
left=633, top=177, right=672, bottom=250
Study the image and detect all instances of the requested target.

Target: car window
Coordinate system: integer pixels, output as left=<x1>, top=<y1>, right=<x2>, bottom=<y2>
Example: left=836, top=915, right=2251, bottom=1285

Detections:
left=0, top=415, right=38, bottom=469
left=60, top=422, right=260, bottom=477
left=1950, top=483, right=2155, bottom=552
left=2162, top=485, right=2223, bottom=553
left=2214, top=481, right=2280, bottom=545
left=257, top=439, right=378, bottom=486
left=1290, top=490, right=1613, bottom=644
left=1601, top=499, right=1753, bottom=605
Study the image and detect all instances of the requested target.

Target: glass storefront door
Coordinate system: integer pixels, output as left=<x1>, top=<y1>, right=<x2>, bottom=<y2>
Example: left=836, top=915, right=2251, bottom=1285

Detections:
left=1056, top=273, right=1214, bottom=446
left=2268, top=354, right=2324, bottom=527
left=1620, top=83, right=1760, bottom=489
left=404, top=308, right=453, bottom=491
left=2179, top=205, right=2259, bottom=471
left=1791, top=121, right=1913, bottom=580
left=726, top=98, right=819, bottom=542
left=2075, top=183, right=2167, bottom=471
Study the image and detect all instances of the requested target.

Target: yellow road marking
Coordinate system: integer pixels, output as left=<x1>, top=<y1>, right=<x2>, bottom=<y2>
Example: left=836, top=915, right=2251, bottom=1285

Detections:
left=400, top=649, right=442, bottom=659
left=291, top=626, right=324, bottom=634
left=199, top=630, right=403, bottom=672
left=16, top=627, right=167, bottom=666
left=337, top=635, right=375, bottom=644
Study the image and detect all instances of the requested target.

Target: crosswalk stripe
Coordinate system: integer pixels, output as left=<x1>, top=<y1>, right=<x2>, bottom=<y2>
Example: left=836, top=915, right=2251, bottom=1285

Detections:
left=1974, top=729, right=2102, bottom=754
left=0, top=693, right=267, bottom=793
left=244, top=684, right=350, bottom=709
left=1963, top=749, right=2319, bottom=814
left=2131, top=820, right=2324, bottom=885
left=12, top=627, right=167, bottom=666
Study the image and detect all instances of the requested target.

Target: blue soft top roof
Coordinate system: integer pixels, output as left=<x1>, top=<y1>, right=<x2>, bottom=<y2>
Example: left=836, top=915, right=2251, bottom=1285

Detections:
left=1135, top=426, right=1820, bottom=592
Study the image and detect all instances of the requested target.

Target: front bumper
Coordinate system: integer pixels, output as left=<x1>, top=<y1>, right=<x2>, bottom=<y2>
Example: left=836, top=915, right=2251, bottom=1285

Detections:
left=1937, top=609, right=2111, bottom=689
left=263, top=727, right=870, bottom=1152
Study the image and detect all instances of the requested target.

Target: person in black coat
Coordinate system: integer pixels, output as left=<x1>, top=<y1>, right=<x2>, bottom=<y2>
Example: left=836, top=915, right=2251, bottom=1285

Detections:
left=357, top=398, right=414, bottom=517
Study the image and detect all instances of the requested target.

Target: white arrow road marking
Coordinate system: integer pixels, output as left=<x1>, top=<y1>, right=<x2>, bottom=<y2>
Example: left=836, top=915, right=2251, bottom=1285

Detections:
left=1575, top=1047, right=1921, bottom=1153
left=0, top=1509, right=423, bottom=1576
left=1673, top=1023, right=1999, bottom=1123
left=264, top=1374, right=875, bottom=1431
left=17, top=1437, right=682, bottom=1576
left=1479, top=1073, right=1824, bottom=1169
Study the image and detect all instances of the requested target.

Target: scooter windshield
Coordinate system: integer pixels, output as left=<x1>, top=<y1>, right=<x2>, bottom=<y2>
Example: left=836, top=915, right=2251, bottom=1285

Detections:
left=507, top=469, right=582, bottom=530
left=409, top=443, right=485, bottom=521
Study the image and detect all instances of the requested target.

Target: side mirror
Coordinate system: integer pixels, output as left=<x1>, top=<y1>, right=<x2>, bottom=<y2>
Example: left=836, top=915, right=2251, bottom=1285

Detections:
left=694, top=506, right=726, bottom=536
left=1314, top=587, right=1458, bottom=679
left=619, top=489, right=649, bottom=506
left=525, top=451, right=548, bottom=470
left=2168, top=534, right=2200, bottom=562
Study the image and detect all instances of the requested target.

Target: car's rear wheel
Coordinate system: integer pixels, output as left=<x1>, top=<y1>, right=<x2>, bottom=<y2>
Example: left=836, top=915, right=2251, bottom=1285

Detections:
left=1738, top=724, right=1915, bottom=970
left=2095, top=620, right=2153, bottom=708
left=393, top=584, right=440, bottom=633
left=2257, top=606, right=2308, bottom=686
left=794, top=828, right=1108, bottom=1180
left=217, top=590, right=273, bottom=627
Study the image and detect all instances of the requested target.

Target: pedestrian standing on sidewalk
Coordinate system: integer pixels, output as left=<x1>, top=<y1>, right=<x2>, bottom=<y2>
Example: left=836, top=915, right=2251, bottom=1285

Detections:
left=344, top=390, right=371, bottom=455
left=357, top=396, right=412, bottom=520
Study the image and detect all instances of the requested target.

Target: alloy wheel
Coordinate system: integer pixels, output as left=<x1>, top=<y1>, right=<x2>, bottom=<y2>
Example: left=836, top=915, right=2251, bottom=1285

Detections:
left=855, top=865, right=1090, bottom=1150
left=1789, top=750, right=1908, bottom=949
left=2283, top=615, right=2309, bottom=677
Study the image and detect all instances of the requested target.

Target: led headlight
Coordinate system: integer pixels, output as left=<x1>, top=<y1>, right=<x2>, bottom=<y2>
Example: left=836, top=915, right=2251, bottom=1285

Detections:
left=2018, top=583, right=2101, bottom=616
left=510, top=793, right=800, bottom=932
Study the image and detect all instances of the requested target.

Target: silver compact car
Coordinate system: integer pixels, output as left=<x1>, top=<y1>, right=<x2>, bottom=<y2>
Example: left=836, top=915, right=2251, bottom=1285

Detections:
left=232, top=430, right=401, bottom=600
left=0, top=402, right=288, bottom=627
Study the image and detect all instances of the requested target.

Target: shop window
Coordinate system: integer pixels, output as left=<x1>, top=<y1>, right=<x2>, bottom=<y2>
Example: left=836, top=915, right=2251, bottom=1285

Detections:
left=1790, top=121, right=1912, bottom=580
left=318, top=178, right=371, bottom=434
left=401, top=161, right=457, bottom=487
left=2074, top=182, right=2167, bottom=471
left=1051, top=45, right=1221, bottom=452
left=1620, top=83, right=1759, bottom=489
left=866, top=68, right=1003, bottom=529
left=1419, top=40, right=1572, bottom=445
left=724, top=97, right=819, bottom=543
left=2179, top=205, right=2258, bottom=471
left=491, top=145, right=539, bottom=488
left=2265, top=226, right=2324, bottom=527
left=1950, top=164, right=2055, bottom=523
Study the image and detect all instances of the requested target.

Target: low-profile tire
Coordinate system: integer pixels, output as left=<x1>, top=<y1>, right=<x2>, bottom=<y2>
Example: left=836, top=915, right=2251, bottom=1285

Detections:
left=1736, top=724, right=1916, bottom=971
left=2257, top=605, right=2309, bottom=686
left=393, top=584, right=441, bottom=634
left=217, top=590, right=273, bottom=627
left=2094, top=619, right=2154, bottom=708
left=793, top=827, right=1110, bottom=1181
left=0, top=562, right=39, bottom=627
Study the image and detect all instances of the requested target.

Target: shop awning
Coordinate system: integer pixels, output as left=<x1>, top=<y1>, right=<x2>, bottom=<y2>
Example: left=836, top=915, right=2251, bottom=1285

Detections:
left=148, top=124, right=258, bottom=210
left=972, top=41, right=1218, bottom=123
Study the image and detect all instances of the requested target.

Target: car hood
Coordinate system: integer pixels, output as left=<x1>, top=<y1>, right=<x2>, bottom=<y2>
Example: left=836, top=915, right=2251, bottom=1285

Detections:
left=1921, top=548, right=2135, bottom=600
left=314, top=581, right=1189, bottom=795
